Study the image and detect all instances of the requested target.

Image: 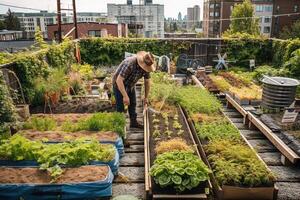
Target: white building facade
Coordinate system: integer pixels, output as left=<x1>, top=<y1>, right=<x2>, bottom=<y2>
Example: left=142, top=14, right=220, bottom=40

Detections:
left=255, top=3, right=273, bottom=37
left=107, top=2, right=164, bottom=38
left=14, top=11, right=107, bottom=39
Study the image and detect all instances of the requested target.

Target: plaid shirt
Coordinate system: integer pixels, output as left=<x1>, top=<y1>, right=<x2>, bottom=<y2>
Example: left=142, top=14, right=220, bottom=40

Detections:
left=113, top=56, right=150, bottom=90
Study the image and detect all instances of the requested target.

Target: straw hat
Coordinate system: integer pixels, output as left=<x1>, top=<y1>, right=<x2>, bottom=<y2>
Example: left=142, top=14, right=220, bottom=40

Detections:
left=137, top=51, right=156, bottom=72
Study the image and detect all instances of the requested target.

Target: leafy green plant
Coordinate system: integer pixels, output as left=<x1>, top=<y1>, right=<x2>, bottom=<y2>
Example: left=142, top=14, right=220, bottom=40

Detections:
left=71, top=63, right=94, bottom=81
left=173, top=121, right=182, bottom=130
left=23, top=116, right=57, bottom=131
left=0, top=135, right=115, bottom=179
left=195, top=120, right=241, bottom=142
left=150, top=151, right=211, bottom=192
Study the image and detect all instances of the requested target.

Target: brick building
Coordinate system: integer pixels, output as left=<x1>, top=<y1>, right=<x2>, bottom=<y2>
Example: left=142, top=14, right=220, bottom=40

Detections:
left=272, top=0, right=300, bottom=37
left=203, top=0, right=300, bottom=38
left=47, top=22, right=128, bottom=40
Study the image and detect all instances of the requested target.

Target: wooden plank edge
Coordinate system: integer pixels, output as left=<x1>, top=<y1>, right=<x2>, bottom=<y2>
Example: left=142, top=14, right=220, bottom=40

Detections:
left=248, top=112, right=300, bottom=164
left=191, top=75, right=206, bottom=89
left=226, top=94, right=247, bottom=117
left=153, top=194, right=207, bottom=199
left=144, top=108, right=151, bottom=192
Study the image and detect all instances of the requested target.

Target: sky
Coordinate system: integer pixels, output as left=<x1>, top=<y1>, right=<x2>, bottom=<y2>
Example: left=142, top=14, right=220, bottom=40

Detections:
left=0, top=0, right=204, bottom=19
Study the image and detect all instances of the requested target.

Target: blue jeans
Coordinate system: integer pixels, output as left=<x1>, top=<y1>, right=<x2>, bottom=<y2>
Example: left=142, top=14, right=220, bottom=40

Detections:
left=113, top=85, right=137, bottom=121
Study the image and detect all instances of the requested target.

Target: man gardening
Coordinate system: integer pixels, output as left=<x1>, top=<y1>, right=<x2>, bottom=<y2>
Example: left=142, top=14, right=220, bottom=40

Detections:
left=113, top=51, right=156, bottom=128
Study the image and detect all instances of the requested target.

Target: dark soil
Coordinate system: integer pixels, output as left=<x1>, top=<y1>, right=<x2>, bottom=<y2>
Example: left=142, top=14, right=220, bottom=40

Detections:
left=196, top=71, right=219, bottom=92
left=30, top=99, right=113, bottom=114
left=21, top=130, right=118, bottom=142
left=0, top=165, right=109, bottom=184
left=219, top=72, right=247, bottom=88
left=148, top=107, right=206, bottom=195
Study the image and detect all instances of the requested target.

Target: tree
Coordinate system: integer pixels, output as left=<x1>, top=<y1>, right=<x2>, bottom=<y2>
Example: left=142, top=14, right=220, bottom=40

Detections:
left=226, top=0, right=259, bottom=36
left=280, top=20, right=300, bottom=39
left=0, top=21, right=5, bottom=30
left=4, top=9, right=21, bottom=30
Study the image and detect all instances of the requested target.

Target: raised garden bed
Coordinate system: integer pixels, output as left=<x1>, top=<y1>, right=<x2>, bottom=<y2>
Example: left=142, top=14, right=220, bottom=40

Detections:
left=144, top=106, right=210, bottom=199
left=183, top=109, right=278, bottom=200
left=0, top=165, right=113, bottom=199
left=0, top=135, right=120, bottom=175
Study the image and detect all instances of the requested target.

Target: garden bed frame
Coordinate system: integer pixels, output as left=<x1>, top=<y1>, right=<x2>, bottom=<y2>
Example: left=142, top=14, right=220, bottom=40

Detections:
left=144, top=106, right=210, bottom=199
left=226, top=94, right=300, bottom=165
left=181, top=107, right=278, bottom=200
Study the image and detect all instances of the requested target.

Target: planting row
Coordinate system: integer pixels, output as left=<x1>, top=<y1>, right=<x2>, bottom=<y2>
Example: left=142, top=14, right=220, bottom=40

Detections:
left=145, top=73, right=211, bottom=198
left=147, top=72, right=276, bottom=199
left=0, top=112, right=126, bottom=199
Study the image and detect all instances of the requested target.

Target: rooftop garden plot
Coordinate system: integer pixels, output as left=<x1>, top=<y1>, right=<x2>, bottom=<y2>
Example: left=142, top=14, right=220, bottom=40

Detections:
left=149, top=73, right=275, bottom=193
left=0, top=135, right=116, bottom=179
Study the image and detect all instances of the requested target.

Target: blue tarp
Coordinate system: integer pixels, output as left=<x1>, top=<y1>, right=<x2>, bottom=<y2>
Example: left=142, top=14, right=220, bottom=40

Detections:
left=0, top=147, right=120, bottom=175
left=0, top=165, right=114, bottom=200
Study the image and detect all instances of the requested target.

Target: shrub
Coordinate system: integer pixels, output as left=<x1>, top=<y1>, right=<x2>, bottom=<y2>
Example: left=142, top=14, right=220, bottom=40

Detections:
left=285, top=49, right=300, bottom=78
left=0, top=71, right=17, bottom=133
left=150, top=151, right=210, bottom=192
left=79, top=37, right=190, bottom=66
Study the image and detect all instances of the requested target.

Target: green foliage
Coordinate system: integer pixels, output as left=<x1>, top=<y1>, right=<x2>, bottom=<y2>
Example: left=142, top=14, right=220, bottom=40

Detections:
left=178, top=86, right=221, bottom=114
left=34, top=68, right=69, bottom=97
left=206, top=140, right=275, bottom=187
left=150, top=151, right=210, bottom=192
left=46, top=38, right=75, bottom=69
left=33, top=27, right=48, bottom=49
left=0, top=52, right=14, bottom=65
left=13, top=53, right=49, bottom=102
left=79, top=38, right=190, bottom=66
left=4, top=9, right=21, bottom=30
left=0, top=71, right=17, bottom=132
left=195, top=120, right=241, bottom=142
left=252, top=65, right=291, bottom=81
left=280, top=20, right=300, bottom=40
left=71, top=63, right=94, bottom=80
left=225, top=0, right=259, bottom=36
left=0, top=134, right=116, bottom=179
left=62, top=112, right=126, bottom=137
left=285, top=48, right=300, bottom=78
left=23, top=116, right=57, bottom=131
left=223, top=35, right=272, bottom=67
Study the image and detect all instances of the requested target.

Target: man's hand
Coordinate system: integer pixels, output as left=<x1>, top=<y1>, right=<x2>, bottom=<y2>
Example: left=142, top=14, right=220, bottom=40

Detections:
left=123, top=95, right=130, bottom=105
left=143, top=98, right=149, bottom=106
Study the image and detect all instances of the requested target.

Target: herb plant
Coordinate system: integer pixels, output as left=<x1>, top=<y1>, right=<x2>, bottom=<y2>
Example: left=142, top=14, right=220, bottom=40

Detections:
left=150, top=151, right=211, bottom=192
left=23, top=116, right=57, bottom=131
left=155, top=138, right=194, bottom=154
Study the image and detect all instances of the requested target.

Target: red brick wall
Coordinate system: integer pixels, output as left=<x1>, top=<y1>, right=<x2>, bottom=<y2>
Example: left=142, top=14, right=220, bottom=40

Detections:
left=272, top=0, right=300, bottom=37
left=47, top=23, right=127, bottom=40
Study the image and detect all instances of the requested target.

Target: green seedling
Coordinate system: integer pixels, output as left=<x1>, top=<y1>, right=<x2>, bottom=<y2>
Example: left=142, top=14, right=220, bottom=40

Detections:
left=173, top=121, right=182, bottom=130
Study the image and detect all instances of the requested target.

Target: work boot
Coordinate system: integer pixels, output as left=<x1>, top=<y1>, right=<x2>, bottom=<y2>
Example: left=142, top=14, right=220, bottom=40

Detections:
left=130, top=120, right=144, bottom=129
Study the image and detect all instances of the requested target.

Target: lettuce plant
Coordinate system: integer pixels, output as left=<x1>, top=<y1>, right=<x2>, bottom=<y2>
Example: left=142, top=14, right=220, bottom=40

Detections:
left=150, top=151, right=211, bottom=192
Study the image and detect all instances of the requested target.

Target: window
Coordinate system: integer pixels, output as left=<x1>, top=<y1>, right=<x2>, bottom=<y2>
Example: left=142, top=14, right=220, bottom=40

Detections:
left=209, top=4, right=214, bottom=9
left=88, top=30, right=101, bottom=37
left=256, top=5, right=263, bottom=12
left=215, top=12, right=220, bottom=17
left=294, top=5, right=299, bottom=12
left=264, top=17, right=271, bottom=23
left=263, top=26, right=270, bottom=33
left=264, top=5, right=273, bottom=12
left=259, top=17, right=263, bottom=23
left=210, top=12, right=214, bottom=17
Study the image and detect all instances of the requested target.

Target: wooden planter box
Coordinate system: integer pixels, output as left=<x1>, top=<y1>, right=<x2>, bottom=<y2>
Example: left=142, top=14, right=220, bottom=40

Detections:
left=144, top=106, right=210, bottom=199
left=181, top=108, right=278, bottom=200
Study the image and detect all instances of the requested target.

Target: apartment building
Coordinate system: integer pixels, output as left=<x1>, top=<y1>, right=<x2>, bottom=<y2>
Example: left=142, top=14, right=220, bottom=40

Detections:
left=187, top=5, right=201, bottom=30
left=14, top=11, right=107, bottom=39
left=203, top=0, right=299, bottom=38
left=107, top=0, right=164, bottom=38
